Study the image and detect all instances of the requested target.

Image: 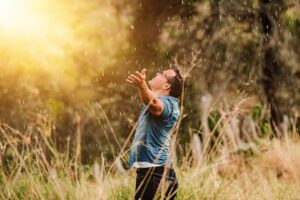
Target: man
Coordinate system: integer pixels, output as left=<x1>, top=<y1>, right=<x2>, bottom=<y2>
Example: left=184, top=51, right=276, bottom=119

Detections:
left=126, top=68, right=183, bottom=200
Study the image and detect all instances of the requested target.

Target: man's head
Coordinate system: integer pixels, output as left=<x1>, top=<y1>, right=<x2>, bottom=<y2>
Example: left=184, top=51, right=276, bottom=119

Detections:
left=148, top=69, right=183, bottom=98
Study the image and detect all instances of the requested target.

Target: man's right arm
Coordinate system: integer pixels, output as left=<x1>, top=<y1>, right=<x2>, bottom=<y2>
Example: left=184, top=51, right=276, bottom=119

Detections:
left=126, top=68, right=164, bottom=117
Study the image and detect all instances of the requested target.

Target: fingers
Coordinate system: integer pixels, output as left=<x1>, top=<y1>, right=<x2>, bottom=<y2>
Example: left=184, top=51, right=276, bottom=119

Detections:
left=125, top=79, right=135, bottom=85
left=125, top=68, right=147, bottom=86
left=141, top=68, right=146, bottom=75
left=130, top=74, right=141, bottom=82
left=126, top=76, right=137, bottom=83
left=126, top=74, right=140, bottom=86
left=126, top=78, right=138, bottom=87
left=135, top=71, right=143, bottom=79
left=134, top=68, right=147, bottom=79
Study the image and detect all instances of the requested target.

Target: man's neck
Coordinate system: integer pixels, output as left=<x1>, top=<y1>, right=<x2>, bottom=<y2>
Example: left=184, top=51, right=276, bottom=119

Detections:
left=152, top=89, right=169, bottom=97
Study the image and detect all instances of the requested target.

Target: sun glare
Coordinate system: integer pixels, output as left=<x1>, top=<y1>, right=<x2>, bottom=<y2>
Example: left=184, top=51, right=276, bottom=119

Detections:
left=0, top=0, right=33, bottom=31
left=0, top=0, right=77, bottom=68
left=0, top=0, right=122, bottom=78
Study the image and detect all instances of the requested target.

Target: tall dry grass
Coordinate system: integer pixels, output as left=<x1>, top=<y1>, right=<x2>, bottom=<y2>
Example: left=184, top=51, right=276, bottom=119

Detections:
left=0, top=95, right=299, bottom=200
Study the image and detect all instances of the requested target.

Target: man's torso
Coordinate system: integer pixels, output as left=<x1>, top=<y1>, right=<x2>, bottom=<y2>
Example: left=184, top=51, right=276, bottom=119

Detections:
left=129, top=96, right=180, bottom=168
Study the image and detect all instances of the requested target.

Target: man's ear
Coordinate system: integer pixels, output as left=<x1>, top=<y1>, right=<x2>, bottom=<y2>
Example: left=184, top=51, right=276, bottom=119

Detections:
left=163, top=83, right=171, bottom=90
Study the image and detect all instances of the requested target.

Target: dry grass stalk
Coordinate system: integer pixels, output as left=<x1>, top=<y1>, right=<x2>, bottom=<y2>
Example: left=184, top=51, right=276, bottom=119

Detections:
left=201, top=94, right=213, bottom=158
left=191, top=134, right=202, bottom=166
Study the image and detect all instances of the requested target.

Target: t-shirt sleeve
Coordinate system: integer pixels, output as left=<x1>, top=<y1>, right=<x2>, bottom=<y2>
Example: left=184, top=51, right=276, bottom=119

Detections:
left=158, top=97, right=173, bottom=119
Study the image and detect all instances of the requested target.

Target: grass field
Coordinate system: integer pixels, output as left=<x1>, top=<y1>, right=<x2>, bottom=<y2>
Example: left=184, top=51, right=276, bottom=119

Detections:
left=1, top=101, right=300, bottom=199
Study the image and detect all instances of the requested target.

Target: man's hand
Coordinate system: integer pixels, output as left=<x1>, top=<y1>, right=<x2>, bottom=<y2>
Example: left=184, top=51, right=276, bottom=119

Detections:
left=126, top=68, right=147, bottom=88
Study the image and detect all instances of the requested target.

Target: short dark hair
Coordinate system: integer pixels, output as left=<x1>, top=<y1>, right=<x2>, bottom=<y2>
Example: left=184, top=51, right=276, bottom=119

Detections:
left=169, top=69, right=183, bottom=98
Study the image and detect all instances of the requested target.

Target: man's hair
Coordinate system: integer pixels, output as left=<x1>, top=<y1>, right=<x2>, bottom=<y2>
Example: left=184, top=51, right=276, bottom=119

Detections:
left=169, top=69, right=183, bottom=98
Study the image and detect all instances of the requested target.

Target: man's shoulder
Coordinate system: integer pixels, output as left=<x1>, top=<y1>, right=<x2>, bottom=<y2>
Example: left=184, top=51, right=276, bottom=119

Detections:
left=156, top=96, right=180, bottom=119
left=158, top=96, right=179, bottom=110
left=158, top=95, right=179, bottom=103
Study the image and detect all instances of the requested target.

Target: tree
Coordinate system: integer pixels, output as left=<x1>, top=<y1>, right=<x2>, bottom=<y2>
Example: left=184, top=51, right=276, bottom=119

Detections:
left=259, top=0, right=285, bottom=137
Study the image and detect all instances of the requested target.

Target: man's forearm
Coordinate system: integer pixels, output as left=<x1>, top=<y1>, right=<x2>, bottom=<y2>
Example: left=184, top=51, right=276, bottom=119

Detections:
left=138, top=83, right=157, bottom=105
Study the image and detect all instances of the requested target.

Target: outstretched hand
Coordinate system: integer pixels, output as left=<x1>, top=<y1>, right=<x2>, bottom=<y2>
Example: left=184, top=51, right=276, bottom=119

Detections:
left=126, top=68, right=147, bottom=88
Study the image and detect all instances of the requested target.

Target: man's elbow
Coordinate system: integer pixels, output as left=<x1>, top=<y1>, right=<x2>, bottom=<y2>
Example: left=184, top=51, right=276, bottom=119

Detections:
left=151, top=109, right=163, bottom=117
left=149, top=98, right=163, bottom=117
left=149, top=100, right=163, bottom=117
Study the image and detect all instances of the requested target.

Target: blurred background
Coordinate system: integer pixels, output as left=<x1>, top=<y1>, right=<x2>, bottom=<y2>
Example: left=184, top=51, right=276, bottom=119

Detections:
left=0, top=0, right=299, bottom=165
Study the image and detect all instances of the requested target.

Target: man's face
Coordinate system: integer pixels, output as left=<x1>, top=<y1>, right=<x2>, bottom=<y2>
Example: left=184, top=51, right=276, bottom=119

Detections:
left=148, top=69, right=176, bottom=91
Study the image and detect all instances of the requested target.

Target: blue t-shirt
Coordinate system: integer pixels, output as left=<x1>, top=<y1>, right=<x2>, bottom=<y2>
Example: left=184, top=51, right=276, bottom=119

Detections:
left=128, top=96, right=180, bottom=168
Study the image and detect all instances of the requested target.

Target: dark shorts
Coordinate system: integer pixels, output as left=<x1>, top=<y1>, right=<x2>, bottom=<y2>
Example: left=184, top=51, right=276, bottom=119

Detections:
left=135, top=165, right=178, bottom=200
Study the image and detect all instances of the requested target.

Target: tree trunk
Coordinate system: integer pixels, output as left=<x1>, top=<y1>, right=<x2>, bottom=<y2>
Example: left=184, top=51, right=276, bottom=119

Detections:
left=259, top=0, right=284, bottom=137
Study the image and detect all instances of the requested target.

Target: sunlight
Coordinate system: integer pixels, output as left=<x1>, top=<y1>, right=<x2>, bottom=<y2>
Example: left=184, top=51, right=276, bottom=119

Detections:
left=0, top=0, right=77, bottom=75
left=0, top=0, right=125, bottom=85
left=0, top=0, right=34, bottom=32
